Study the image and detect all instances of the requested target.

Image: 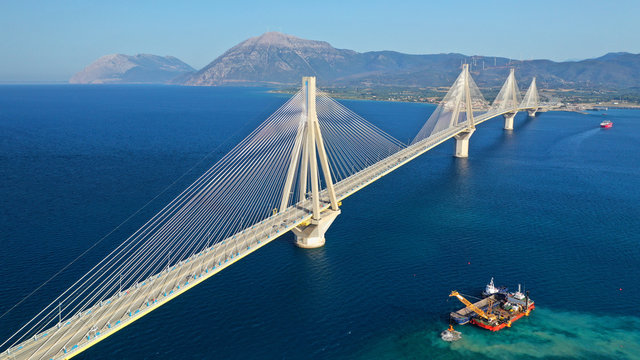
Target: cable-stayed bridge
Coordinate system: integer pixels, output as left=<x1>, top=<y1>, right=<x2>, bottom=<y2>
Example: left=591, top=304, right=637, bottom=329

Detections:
left=1, top=65, right=542, bottom=360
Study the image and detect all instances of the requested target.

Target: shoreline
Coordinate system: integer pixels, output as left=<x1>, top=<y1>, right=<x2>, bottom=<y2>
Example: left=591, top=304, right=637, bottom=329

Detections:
left=268, top=89, right=640, bottom=111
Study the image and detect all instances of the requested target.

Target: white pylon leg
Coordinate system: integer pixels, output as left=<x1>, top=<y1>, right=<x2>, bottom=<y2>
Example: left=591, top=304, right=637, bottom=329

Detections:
left=453, top=64, right=476, bottom=158
left=527, top=109, right=537, bottom=117
left=307, top=97, right=321, bottom=220
left=279, top=76, right=340, bottom=248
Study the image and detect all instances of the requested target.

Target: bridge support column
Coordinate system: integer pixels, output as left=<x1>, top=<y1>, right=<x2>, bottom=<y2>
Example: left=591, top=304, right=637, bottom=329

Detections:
left=503, top=112, right=516, bottom=130
left=292, top=209, right=341, bottom=248
left=454, top=129, right=475, bottom=158
left=527, top=109, right=537, bottom=117
left=281, top=77, right=341, bottom=249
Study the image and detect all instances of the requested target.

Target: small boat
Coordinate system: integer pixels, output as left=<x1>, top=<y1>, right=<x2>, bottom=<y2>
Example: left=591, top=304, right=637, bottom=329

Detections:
left=440, top=325, right=462, bottom=342
left=482, top=277, right=508, bottom=297
left=482, top=277, right=499, bottom=297
left=600, top=120, right=613, bottom=128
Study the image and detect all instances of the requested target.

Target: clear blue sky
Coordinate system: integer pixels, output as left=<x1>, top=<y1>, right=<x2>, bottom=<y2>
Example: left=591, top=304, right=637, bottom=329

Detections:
left=2, top=0, right=639, bottom=81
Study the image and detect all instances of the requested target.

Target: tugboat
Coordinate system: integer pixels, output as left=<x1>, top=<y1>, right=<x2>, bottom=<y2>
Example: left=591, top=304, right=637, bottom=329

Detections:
left=600, top=120, right=613, bottom=128
left=440, top=324, right=462, bottom=342
left=481, top=277, right=507, bottom=297
left=448, top=278, right=534, bottom=332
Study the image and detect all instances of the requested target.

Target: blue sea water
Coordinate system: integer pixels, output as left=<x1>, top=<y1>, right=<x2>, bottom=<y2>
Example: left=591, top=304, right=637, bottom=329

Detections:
left=1, top=85, right=639, bottom=359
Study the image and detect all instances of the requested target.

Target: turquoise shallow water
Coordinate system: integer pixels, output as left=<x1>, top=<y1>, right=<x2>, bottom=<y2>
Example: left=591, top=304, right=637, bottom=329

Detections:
left=0, top=85, right=639, bottom=359
left=356, top=308, right=640, bottom=360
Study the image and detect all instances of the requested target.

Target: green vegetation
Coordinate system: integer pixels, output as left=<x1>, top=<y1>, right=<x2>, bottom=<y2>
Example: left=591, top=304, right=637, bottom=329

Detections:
left=273, top=86, right=446, bottom=103
left=543, top=88, right=640, bottom=105
left=272, top=86, right=640, bottom=106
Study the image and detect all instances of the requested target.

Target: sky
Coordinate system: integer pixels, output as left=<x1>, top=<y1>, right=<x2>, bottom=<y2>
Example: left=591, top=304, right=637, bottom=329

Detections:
left=1, top=0, right=639, bottom=81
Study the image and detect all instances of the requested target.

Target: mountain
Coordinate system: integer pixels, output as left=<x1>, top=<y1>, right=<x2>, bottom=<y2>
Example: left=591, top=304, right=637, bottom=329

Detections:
left=182, top=32, right=640, bottom=90
left=70, top=54, right=195, bottom=84
left=182, top=32, right=476, bottom=87
left=182, top=32, right=357, bottom=86
left=74, top=34, right=640, bottom=90
left=484, top=52, right=640, bottom=90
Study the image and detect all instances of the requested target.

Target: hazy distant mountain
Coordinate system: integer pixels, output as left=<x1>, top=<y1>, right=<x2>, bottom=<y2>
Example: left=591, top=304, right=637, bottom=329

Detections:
left=479, top=52, right=640, bottom=90
left=182, top=32, right=640, bottom=90
left=70, top=54, right=195, bottom=84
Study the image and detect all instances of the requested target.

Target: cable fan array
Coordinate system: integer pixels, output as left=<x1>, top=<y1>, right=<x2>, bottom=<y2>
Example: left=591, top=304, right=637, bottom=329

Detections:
left=316, top=92, right=406, bottom=184
left=520, top=77, right=539, bottom=109
left=412, top=68, right=488, bottom=144
left=1, top=90, right=307, bottom=352
left=486, top=69, right=522, bottom=117
left=1, top=88, right=407, bottom=356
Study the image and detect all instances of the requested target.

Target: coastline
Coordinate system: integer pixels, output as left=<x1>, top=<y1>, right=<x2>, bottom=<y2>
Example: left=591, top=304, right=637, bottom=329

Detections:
left=268, top=88, right=640, bottom=111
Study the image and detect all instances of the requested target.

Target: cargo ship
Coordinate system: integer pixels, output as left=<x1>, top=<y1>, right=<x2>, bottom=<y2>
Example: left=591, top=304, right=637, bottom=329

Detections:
left=600, top=120, right=613, bottom=128
left=449, top=279, right=534, bottom=332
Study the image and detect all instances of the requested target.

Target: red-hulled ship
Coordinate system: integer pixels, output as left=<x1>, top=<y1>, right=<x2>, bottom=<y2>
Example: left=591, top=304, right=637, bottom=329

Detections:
left=600, top=120, right=613, bottom=128
left=449, top=279, right=534, bottom=332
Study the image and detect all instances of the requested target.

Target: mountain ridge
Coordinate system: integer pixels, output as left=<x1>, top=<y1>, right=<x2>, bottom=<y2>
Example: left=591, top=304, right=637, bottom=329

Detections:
left=181, top=32, right=640, bottom=90
left=71, top=32, right=640, bottom=90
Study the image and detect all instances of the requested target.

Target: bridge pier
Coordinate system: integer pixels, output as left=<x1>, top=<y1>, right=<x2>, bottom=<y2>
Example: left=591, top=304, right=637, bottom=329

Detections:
left=527, top=109, right=537, bottom=117
left=503, top=112, right=517, bottom=130
left=283, top=77, right=341, bottom=249
left=292, top=209, right=341, bottom=248
left=454, top=129, right=475, bottom=158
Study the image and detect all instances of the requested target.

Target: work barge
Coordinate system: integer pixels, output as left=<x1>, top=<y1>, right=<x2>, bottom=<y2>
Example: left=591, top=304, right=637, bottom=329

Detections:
left=449, top=278, right=534, bottom=332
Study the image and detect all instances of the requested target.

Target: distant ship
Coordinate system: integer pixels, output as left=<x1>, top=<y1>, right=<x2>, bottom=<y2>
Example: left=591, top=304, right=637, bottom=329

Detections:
left=600, top=120, right=613, bottom=128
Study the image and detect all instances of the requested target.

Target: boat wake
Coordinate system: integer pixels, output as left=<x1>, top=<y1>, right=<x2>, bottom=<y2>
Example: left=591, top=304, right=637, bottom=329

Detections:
left=547, top=128, right=600, bottom=159
left=440, top=325, right=462, bottom=342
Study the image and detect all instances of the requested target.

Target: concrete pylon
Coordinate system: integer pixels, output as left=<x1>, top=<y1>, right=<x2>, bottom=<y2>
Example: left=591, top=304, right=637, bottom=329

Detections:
left=521, top=77, right=540, bottom=116
left=503, top=112, right=516, bottom=130
left=492, top=68, right=521, bottom=131
left=280, top=77, right=340, bottom=248
left=291, top=208, right=340, bottom=248
left=454, top=129, right=476, bottom=158
left=453, top=64, right=476, bottom=158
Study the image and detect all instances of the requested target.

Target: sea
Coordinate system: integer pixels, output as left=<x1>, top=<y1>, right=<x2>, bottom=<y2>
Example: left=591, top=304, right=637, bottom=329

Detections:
left=0, top=85, right=639, bottom=360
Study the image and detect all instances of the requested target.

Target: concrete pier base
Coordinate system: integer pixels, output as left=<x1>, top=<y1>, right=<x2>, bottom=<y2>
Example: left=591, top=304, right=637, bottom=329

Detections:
left=503, top=112, right=516, bottom=130
left=454, top=129, right=476, bottom=158
left=527, top=109, right=537, bottom=117
left=292, top=209, right=341, bottom=248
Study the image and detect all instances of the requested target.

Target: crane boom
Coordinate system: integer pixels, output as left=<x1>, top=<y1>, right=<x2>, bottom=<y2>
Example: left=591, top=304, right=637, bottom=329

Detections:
left=449, top=291, right=496, bottom=322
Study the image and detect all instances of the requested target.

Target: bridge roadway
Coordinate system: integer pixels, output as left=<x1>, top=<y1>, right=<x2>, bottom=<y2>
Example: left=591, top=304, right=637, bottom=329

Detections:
left=2, top=107, right=533, bottom=360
